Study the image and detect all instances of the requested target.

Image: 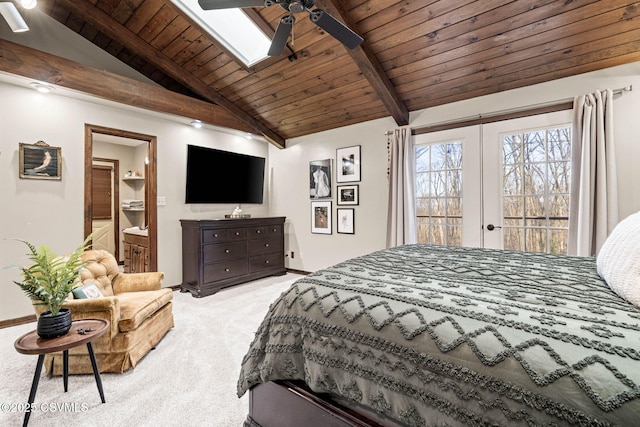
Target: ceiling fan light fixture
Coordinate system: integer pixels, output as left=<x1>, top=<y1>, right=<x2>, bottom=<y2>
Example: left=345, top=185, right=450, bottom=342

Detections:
left=288, top=1, right=304, bottom=14
left=0, top=2, right=29, bottom=32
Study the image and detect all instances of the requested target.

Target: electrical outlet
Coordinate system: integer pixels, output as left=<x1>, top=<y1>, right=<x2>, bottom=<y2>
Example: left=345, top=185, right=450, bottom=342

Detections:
left=291, top=251, right=295, bottom=259
left=157, top=196, right=166, bottom=206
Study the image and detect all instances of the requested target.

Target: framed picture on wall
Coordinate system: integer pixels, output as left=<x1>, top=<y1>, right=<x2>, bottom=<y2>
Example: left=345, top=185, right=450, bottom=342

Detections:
left=336, top=145, right=361, bottom=183
left=337, top=184, right=359, bottom=205
left=309, top=159, right=332, bottom=198
left=337, top=208, right=355, bottom=234
left=19, top=141, right=62, bottom=180
left=311, top=201, right=332, bottom=234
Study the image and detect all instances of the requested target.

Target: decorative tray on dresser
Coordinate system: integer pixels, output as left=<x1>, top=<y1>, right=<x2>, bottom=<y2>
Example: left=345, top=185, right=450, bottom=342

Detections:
left=180, top=217, right=286, bottom=297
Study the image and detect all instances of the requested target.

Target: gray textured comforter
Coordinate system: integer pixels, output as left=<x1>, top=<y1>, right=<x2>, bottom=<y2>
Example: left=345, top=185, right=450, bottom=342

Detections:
left=237, top=245, right=640, bottom=426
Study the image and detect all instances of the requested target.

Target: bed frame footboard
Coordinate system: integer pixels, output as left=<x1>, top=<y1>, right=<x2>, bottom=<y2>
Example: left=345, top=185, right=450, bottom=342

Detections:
left=245, top=380, right=402, bottom=427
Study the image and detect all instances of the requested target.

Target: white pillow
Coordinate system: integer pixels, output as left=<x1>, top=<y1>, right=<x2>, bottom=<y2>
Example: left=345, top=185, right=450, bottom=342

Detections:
left=597, top=211, right=640, bottom=306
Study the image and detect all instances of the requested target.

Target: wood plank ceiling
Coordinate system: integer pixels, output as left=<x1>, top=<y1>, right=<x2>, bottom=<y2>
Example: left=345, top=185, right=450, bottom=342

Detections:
left=27, top=0, right=640, bottom=146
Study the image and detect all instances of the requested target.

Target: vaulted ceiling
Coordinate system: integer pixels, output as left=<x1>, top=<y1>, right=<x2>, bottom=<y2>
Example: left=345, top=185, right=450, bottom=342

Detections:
left=4, top=0, right=640, bottom=148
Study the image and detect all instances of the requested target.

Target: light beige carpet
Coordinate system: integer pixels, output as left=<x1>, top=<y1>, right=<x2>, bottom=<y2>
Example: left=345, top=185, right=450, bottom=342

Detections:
left=0, top=273, right=302, bottom=427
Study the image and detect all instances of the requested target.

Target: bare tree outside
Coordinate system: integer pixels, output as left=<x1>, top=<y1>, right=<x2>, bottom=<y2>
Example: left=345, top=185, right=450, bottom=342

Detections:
left=415, top=125, right=571, bottom=254
left=502, top=126, right=571, bottom=254
left=415, top=142, right=463, bottom=246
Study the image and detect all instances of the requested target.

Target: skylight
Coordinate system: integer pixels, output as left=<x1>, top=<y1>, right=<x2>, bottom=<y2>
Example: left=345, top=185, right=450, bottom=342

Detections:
left=171, top=0, right=272, bottom=67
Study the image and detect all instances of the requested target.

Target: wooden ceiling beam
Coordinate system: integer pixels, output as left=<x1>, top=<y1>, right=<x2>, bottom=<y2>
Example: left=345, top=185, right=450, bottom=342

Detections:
left=319, top=0, right=409, bottom=127
left=0, top=39, right=255, bottom=135
left=48, top=0, right=286, bottom=148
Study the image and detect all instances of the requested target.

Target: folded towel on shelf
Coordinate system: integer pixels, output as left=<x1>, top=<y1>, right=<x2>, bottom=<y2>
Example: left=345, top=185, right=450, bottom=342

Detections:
left=121, top=199, right=144, bottom=208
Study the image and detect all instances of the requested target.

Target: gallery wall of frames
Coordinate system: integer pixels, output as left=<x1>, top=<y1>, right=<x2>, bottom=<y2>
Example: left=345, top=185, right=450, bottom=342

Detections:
left=310, top=145, right=360, bottom=235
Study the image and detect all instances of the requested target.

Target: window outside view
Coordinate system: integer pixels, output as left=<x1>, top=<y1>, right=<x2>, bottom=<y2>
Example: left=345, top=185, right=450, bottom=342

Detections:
left=502, top=126, right=571, bottom=254
left=415, top=125, right=571, bottom=254
left=415, top=142, right=463, bottom=246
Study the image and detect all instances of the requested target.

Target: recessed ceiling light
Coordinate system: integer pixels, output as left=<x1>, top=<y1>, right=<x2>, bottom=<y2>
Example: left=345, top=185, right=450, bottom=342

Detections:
left=18, top=0, right=37, bottom=10
left=30, top=82, right=54, bottom=93
left=191, top=120, right=203, bottom=128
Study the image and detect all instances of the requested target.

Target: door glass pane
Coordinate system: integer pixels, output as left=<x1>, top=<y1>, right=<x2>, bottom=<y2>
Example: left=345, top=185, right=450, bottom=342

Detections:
left=501, top=125, right=571, bottom=254
left=502, top=134, right=522, bottom=165
left=415, top=141, right=463, bottom=246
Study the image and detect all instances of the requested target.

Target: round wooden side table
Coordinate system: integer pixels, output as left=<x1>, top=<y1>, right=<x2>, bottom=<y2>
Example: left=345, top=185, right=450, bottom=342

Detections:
left=14, top=318, right=109, bottom=427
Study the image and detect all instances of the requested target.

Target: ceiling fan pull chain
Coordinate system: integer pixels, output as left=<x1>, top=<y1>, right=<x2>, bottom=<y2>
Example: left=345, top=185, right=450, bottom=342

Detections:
left=291, top=20, right=295, bottom=47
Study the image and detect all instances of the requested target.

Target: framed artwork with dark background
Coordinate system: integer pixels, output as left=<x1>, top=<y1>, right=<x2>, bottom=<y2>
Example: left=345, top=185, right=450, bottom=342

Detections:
left=337, top=184, right=359, bottom=205
left=19, top=141, right=61, bottom=180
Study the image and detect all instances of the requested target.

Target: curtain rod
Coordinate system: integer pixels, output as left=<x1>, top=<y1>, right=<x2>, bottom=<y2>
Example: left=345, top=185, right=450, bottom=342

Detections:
left=384, top=85, right=633, bottom=136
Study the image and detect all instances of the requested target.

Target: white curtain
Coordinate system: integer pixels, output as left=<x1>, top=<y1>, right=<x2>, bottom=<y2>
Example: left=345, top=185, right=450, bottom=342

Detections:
left=568, top=89, right=618, bottom=256
left=386, top=127, right=417, bottom=247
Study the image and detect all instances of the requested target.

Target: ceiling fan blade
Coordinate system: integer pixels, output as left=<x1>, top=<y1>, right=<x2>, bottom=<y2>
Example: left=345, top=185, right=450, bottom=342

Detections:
left=309, top=8, right=363, bottom=49
left=198, top=0, right=266, bottom=10
left=268, top=15, right=294, bottom=56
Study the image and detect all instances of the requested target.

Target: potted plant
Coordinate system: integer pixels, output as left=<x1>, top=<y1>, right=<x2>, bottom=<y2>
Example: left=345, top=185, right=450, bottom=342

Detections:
left=7, top=235, right=91, bottom=338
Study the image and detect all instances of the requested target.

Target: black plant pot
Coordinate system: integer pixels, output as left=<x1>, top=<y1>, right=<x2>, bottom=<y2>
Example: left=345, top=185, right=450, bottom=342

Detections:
left=37, top=308, right=72, bottom=339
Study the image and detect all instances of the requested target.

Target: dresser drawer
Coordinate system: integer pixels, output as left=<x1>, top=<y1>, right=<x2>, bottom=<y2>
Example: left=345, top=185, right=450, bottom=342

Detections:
left=249, top=252, right=283, bottom=272
left=202, top=229, right=228, bottom=243
left=228, top=227, right=247, bottom=240
left=248, top=224, right=283, bottom=238
left=248, top=236, right=282, bottom=256
left=202, top=227, right=247, bottom=243
left=203, top=241, right=247, bottom=262
left=203, top=259, right=248, bottom=282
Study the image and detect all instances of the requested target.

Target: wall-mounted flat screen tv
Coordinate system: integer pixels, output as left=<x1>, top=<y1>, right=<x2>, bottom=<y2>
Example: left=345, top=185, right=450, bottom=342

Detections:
left=185, top=144, right=265, bottom=204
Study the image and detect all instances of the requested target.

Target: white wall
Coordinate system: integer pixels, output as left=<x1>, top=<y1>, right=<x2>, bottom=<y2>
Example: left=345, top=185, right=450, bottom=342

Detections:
left=269, top=61, right=640, bottom=272
left=0, top=80, right=270, bottom=321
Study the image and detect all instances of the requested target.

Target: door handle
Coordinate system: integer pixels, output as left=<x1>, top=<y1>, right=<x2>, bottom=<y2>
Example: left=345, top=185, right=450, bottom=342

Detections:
left=486, top=224, right=502, bottom=231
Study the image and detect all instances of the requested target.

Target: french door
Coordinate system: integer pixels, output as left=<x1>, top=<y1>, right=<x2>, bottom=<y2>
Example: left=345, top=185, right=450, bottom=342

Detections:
left=414, top=110, right=573, bottom=252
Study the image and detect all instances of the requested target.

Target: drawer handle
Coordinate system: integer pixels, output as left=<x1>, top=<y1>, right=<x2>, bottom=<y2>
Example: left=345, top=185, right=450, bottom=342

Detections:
left=235, top=231, right=240, bottom=236
left=225, top=268, right=230, bottom=272
left=257, top=230, right=261, bottom=234
left=225, top=249, right=230, bottom=253
left=264, top=243, right=269, bottom=248
left=272, top=228, right=277, bottom=232
left=265, top=260, right=270, bottom=264
left=214, top=233, right=219, bottom=238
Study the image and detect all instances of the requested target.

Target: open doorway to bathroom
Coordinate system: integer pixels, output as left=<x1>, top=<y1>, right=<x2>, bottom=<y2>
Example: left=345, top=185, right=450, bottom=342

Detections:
left=84, top=124, right=158, bottom=272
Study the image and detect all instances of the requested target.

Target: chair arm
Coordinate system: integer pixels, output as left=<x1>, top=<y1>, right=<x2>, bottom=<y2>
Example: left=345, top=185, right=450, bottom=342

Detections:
left=62, top=297, right=120, bottom=339
left=112, top=272, right=164, bottom=294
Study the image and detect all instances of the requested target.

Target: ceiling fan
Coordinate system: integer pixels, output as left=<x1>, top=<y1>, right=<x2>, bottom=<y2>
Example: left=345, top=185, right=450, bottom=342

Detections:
left=198, top=0, right=364, bottom=56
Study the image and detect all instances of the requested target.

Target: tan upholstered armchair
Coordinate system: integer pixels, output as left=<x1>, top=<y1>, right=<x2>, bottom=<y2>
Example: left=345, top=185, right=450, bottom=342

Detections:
left=34, top=249, right=174, bottom=375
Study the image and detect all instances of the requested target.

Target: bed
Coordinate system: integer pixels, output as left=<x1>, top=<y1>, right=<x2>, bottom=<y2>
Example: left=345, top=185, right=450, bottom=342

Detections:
left=237, top=242, right=640, bottom=426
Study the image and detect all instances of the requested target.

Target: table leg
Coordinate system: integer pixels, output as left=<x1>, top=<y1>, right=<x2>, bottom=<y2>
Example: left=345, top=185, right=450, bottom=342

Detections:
left=63, top=350, right=69, bottom=392
left=86, top=342, right=105, bottom=403
left=23, top=354, right=44, bottom=427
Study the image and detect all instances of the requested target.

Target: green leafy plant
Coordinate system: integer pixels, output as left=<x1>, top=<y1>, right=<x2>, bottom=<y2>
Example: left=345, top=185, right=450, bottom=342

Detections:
left=8, top=235, right=92, bottom=316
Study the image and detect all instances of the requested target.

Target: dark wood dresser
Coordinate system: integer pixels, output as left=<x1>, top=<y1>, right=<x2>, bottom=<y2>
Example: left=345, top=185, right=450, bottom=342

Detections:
left=180, top=217, right=286, bottom=297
